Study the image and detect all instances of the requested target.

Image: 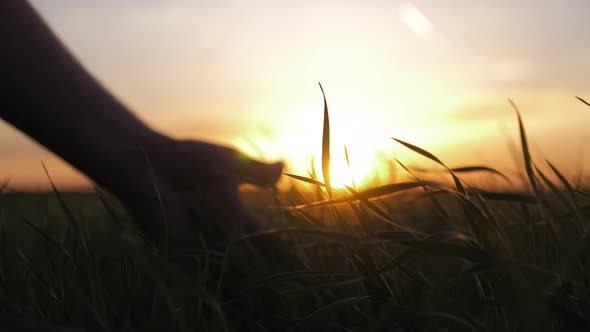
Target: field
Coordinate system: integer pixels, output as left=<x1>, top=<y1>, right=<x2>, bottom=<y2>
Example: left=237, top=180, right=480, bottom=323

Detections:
left=2, top=99, right=590, bottom=331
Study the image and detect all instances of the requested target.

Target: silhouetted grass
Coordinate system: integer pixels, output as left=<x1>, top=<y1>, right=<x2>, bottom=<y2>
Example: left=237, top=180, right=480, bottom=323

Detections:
left=2, top=95, right=590, bottom=331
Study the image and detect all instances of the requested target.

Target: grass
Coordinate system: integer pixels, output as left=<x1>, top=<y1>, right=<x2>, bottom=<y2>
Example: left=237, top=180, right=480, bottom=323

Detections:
left=2, top=95, right=590, bottom=331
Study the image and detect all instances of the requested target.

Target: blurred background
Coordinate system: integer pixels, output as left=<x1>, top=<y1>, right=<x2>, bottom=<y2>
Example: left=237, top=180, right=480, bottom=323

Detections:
left=2, top=0, right=590, bottom=189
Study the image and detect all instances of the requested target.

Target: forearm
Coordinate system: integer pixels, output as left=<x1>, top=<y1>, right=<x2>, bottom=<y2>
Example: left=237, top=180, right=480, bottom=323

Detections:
left=0, top=1, right=167, bottom=195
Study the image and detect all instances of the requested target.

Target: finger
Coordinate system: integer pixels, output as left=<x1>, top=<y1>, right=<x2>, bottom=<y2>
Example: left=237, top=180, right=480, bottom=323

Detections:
left=229, top=155, right=283, bottom=186
left=188, top=182, right=267, bottom=230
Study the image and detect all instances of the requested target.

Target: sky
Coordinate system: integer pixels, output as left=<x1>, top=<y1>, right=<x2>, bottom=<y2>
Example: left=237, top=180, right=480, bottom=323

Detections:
left=2, top=0, right=590, bottom=189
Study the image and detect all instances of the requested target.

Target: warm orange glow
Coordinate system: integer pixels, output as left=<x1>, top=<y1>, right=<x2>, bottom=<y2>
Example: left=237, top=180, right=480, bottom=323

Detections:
left=0, top=2, right=587, bottom=189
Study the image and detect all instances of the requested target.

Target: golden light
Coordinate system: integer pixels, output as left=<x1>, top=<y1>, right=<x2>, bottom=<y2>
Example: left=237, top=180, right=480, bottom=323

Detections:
left=312, top=141, right=379, bottom=189
left=234, top=120, right=398, bottom=190
left=230, top=71, right=468, bottom=190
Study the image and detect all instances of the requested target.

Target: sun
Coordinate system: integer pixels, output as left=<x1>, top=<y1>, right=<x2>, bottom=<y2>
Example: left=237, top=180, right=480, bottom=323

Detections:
left=232, top=100, right=399, bottom=191
left=233, top=130, right=390, bottom=190
left=327, top=159, right=355, bottom=189
left=310, top=135, right=390, bottom=190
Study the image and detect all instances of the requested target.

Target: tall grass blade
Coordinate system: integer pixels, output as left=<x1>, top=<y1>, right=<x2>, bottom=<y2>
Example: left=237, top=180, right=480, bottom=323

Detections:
left=289, top=296, right=376, bottom=332
left=94, top=185, right=123, bottom=226
left=0, top=178, right=9, bottom=194
left=231, top=270, right=356, bottom=301
left=41, top=162, right=81, bottom=237
left=397, top=239, right=495, bottom=263
left=41, top=162, right=96, bottom=262
left=241, top=227, right=365, bottom=243
left=396, top=159, right=452, bottom=221
left=319, top=82, right=332, bottom=198
left=535, top=165, right=573, bottom=213
left=347, top=200, right=373, bottom=235
left=467, top=190, right=536, bottom=204
left=141, top=150, right=169, bottom=255
left=16, top=248, right=62, bottom=306
left=309, top=155, right=318, bottom=180
left=417, top=310, right=484, bottom=331
left=509, top=100, right=538, bottom=193
left=23, top=218, right=76, bottom=263
left=392, top=138, right=443, bottom=165
left=284, top=173, right=326, bottom=187
left=216, top=223, right=241, bottom=297
left=286, top=181, right=449, bottom=210
left=290, top=203, right=323, bottom=226
left=361, top=200, right=420, bottom=234
left=470, top=190, right=509, bottom=244
left=349, top=181, right=448, bottom=201
left=451, top=166, right=512, bottom=184
left=547, top=161, right=581, bottom=212
left=392, top=138, right=466, bottom=194
left=280, top=277, right=367, bottom=296
left=344, top=144, right=357, bottom=190
left=577, top=96, right=590, bottom=108
left=0, top=222, right=5, bottom=267
left=510, top=100, right=564, bottom=249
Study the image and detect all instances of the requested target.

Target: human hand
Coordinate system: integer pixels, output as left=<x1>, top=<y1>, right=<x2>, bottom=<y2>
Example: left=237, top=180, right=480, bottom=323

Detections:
left=0, top=0, right=285, bottom=269
left=117, top=137, right=283, bottom=255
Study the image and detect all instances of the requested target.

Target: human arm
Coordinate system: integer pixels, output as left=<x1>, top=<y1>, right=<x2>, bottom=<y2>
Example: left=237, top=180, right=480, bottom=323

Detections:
left=0, top=1, right=283, bottom=252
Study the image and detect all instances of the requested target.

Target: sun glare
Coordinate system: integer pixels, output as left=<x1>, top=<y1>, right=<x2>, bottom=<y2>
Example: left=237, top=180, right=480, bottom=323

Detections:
left=311, top=139, right=386, bottom=189
left=234, top=123, right=395, bottom=190
left=232, top=80, right=457, bottom=191
left=399, top=3, right=434, bottom=40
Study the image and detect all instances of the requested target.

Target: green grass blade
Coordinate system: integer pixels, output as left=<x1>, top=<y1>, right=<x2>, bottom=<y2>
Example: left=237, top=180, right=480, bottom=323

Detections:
left=361, top=200, right=420, bottom=234
left=509, top=100, right=539, bottom=193
left=309, top=155, right=318, bottom=180
left=397, top=239, right=495, bottom=263
left=279, top=277, right=367, bottom=296
left=41, top=162, right=81, bottom=237
left=289, top=202, right=323, bottom=226
left=16, top=248, right=62, bottom=305
left=345, top=181, right=448, bottom=201
left=547, top=160, right=581, bottom=212
left=471, top=190, right=509, bottom=244
left=290, top=296, right=376, bottom=332
left=509, top=102, right=564, bottom=248
left=397, top=159, right=452, bottom=220
left=535, top=165, right=573, bottom=212
left=0, top=178, right=9, bottom=194
left=417, top=310, right=484, bottom=331
left=230, top=270, right=356, bottom=302
left=240, top=227, right=365, bottom=243
left=284, top=173, right=326, bottom=187
left=575, top=189, right=590, bottom=199
left=392, top=137, right=443, bottom=166
left=451, top=166, right=512, bottom=184
left=576, top=96, right=590, bottom=108
left=374, top=249, right=420, bottom=275
left=344, top=144, right=357, bottom=190
left=0, top=222, right=5, bottom=267
left=94, top=185, right=123, bottom=226
left=348, top=201, right=373, bottom=235
left=285, top=181, right=449, bottom=210
left=319, top=82, right=332, bottom=199
left=467, top=190, right=536, bottom=204
left=392, top=138, right=467, bottom=194
left=23, top=218, right=76, bottom=263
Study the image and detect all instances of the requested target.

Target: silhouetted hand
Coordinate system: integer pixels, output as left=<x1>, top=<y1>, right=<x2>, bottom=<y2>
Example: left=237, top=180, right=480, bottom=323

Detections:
left=1, top=1, right=285, bottom=262
left=118, top=137, right=283, bottom=255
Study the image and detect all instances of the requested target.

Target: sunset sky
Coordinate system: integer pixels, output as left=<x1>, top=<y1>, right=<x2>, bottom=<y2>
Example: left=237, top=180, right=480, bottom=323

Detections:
left=2, top=0, right=590, bottom=189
